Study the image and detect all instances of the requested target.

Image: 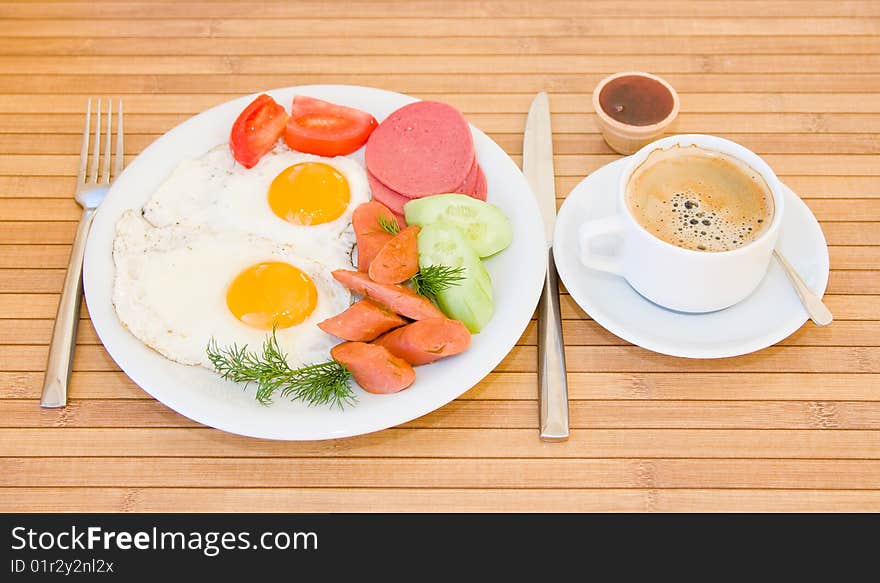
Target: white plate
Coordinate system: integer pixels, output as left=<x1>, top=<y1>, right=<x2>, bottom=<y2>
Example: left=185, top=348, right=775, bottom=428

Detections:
left=83, top=85, right=546, bottom=440
left=554, top=158, right=830, bottom=359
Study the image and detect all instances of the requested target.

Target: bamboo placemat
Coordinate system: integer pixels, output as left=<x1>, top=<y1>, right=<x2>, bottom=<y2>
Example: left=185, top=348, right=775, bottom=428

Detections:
left=1, top=0, right=878, bottom=512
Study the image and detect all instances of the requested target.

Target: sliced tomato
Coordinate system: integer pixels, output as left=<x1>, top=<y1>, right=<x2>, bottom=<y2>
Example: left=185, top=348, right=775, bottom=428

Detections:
left=230, top=94, right=288, bottom=169
left=284, top=96, right=378, bottom=157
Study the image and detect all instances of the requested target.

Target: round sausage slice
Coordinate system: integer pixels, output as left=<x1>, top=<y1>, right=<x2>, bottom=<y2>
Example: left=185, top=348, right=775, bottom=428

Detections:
left=469, top=165, right=487, bottom=201
left=368, top=171, right=410, bottom=216
left=366, top=101, right=475, bottom=197
left=455, top=157, right=480, bottom=195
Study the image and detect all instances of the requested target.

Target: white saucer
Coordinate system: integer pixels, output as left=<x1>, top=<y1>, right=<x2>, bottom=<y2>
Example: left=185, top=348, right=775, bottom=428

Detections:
left=553, top=158, right=830, bottom=359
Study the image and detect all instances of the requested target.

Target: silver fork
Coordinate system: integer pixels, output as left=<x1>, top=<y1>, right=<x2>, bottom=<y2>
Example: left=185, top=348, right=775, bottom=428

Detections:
left=41, top=99, right=123, bottom=408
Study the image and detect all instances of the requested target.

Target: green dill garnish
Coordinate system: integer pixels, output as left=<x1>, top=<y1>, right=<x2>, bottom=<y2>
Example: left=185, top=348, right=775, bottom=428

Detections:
left=410, top=264, right=466, bottom=300
left=377, top=214, right=400, bottom=235
left=207, top=329, right=356, bottom=410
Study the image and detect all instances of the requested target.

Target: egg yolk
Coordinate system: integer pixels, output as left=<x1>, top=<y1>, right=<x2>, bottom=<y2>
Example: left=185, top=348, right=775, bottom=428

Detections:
left=268, top=162, right=350, bottom=226
left=226, top=261, right=317, bottom=330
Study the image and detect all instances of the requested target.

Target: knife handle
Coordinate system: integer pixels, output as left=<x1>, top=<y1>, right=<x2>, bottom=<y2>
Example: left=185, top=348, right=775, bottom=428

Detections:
left=538, top=247, right=570, bottom=441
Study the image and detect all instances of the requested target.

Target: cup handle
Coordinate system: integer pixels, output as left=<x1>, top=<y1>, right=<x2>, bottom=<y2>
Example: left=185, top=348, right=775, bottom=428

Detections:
left=579, top=215, right=626, bottom=276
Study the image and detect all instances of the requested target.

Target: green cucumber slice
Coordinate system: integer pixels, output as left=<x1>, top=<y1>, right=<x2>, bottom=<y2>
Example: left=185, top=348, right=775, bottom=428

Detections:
left=404, top=194, right=512, bottom=258
left=417, top=221, right=494, bottom=333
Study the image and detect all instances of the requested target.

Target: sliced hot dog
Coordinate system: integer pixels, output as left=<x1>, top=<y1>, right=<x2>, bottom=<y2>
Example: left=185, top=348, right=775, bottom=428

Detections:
left=318, top=299, right=408, bottom=342
left=373, top=317, right=471, bottom=365
left=352, top=200, right=397, bottom=273
left=331, top=341, right=415, bottom=394
left=368, top=225, right=420, bottom=284
left=332, top=269, right=444, bottom=320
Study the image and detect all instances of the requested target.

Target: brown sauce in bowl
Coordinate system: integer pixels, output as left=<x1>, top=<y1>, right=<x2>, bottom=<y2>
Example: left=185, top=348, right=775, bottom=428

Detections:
left=598, top=74, right=675, bottom=127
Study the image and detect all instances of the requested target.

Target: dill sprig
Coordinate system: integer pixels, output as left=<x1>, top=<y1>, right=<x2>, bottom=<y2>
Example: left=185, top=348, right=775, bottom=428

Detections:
left=410, top=264, right=466, bottom=300
left=207, top=329, right=356, bottom=410
left=377, top=214, right=400, bottom=235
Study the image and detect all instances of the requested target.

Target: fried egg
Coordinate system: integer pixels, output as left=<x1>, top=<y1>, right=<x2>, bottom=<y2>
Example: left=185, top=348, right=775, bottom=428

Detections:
left=142, top=144, right=369, bottom=268
left=112, top=211, right=350, bottom=369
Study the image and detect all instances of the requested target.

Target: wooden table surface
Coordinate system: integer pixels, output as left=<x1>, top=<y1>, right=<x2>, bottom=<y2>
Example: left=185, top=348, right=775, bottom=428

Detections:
left=1, top=0, right=879, bottom=513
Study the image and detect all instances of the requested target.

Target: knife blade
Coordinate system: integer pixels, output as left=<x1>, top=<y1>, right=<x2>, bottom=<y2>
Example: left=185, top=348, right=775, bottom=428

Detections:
left=524, top=92, right=558, bottom=245
left=523, top=92, right=570, bottom=442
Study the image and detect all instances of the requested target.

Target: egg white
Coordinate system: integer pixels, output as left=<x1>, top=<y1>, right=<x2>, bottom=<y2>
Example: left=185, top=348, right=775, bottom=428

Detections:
left=142, top=144, right=368, bottom=270
left=112, top=211, right=351, bottom=370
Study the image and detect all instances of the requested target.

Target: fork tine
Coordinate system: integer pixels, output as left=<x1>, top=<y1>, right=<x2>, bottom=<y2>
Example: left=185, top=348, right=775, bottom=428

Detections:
left=88, top=99, right=101, bottom=183
left=76, top=98, right=91, bottom=186
left=101, top=100, right=112, bottom=184
left=114, top=100, right=124, bottom=179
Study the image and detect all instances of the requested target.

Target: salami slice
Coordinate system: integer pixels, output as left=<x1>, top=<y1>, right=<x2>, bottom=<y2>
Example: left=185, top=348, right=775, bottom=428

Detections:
left=365, top=101, right=475, bottom=197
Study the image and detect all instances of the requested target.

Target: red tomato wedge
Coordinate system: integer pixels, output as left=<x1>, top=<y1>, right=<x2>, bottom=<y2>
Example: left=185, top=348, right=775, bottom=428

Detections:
left=230, top=94, right=288, bottom=169
left=284, top=96, right=378, bottom=157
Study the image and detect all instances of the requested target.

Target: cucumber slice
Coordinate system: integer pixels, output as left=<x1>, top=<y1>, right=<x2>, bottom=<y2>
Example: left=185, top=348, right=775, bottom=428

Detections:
left=404, top=194, right=512, bottom=258
left=417, top=221, right=494, bottom=333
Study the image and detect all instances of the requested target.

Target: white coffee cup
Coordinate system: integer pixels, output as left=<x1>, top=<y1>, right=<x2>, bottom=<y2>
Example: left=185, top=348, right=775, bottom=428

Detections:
left=579, top=134, right=786, bottom=313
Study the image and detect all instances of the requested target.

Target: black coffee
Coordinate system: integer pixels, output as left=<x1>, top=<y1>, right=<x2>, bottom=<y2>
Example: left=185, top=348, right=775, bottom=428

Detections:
left=625, top=145, right=775, bottom=252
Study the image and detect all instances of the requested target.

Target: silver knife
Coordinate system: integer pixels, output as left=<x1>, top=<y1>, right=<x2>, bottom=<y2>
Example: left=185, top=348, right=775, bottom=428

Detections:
left=523, top=92, right=570, bottom=442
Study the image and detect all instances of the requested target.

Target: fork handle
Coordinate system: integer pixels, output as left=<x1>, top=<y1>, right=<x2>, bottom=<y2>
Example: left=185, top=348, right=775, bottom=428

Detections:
left=41, top=208, right=96, bottom=407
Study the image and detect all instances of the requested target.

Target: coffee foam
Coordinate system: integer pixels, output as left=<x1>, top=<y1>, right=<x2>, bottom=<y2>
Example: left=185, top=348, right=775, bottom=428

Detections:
left=625, top=145, right=774, bottom=252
